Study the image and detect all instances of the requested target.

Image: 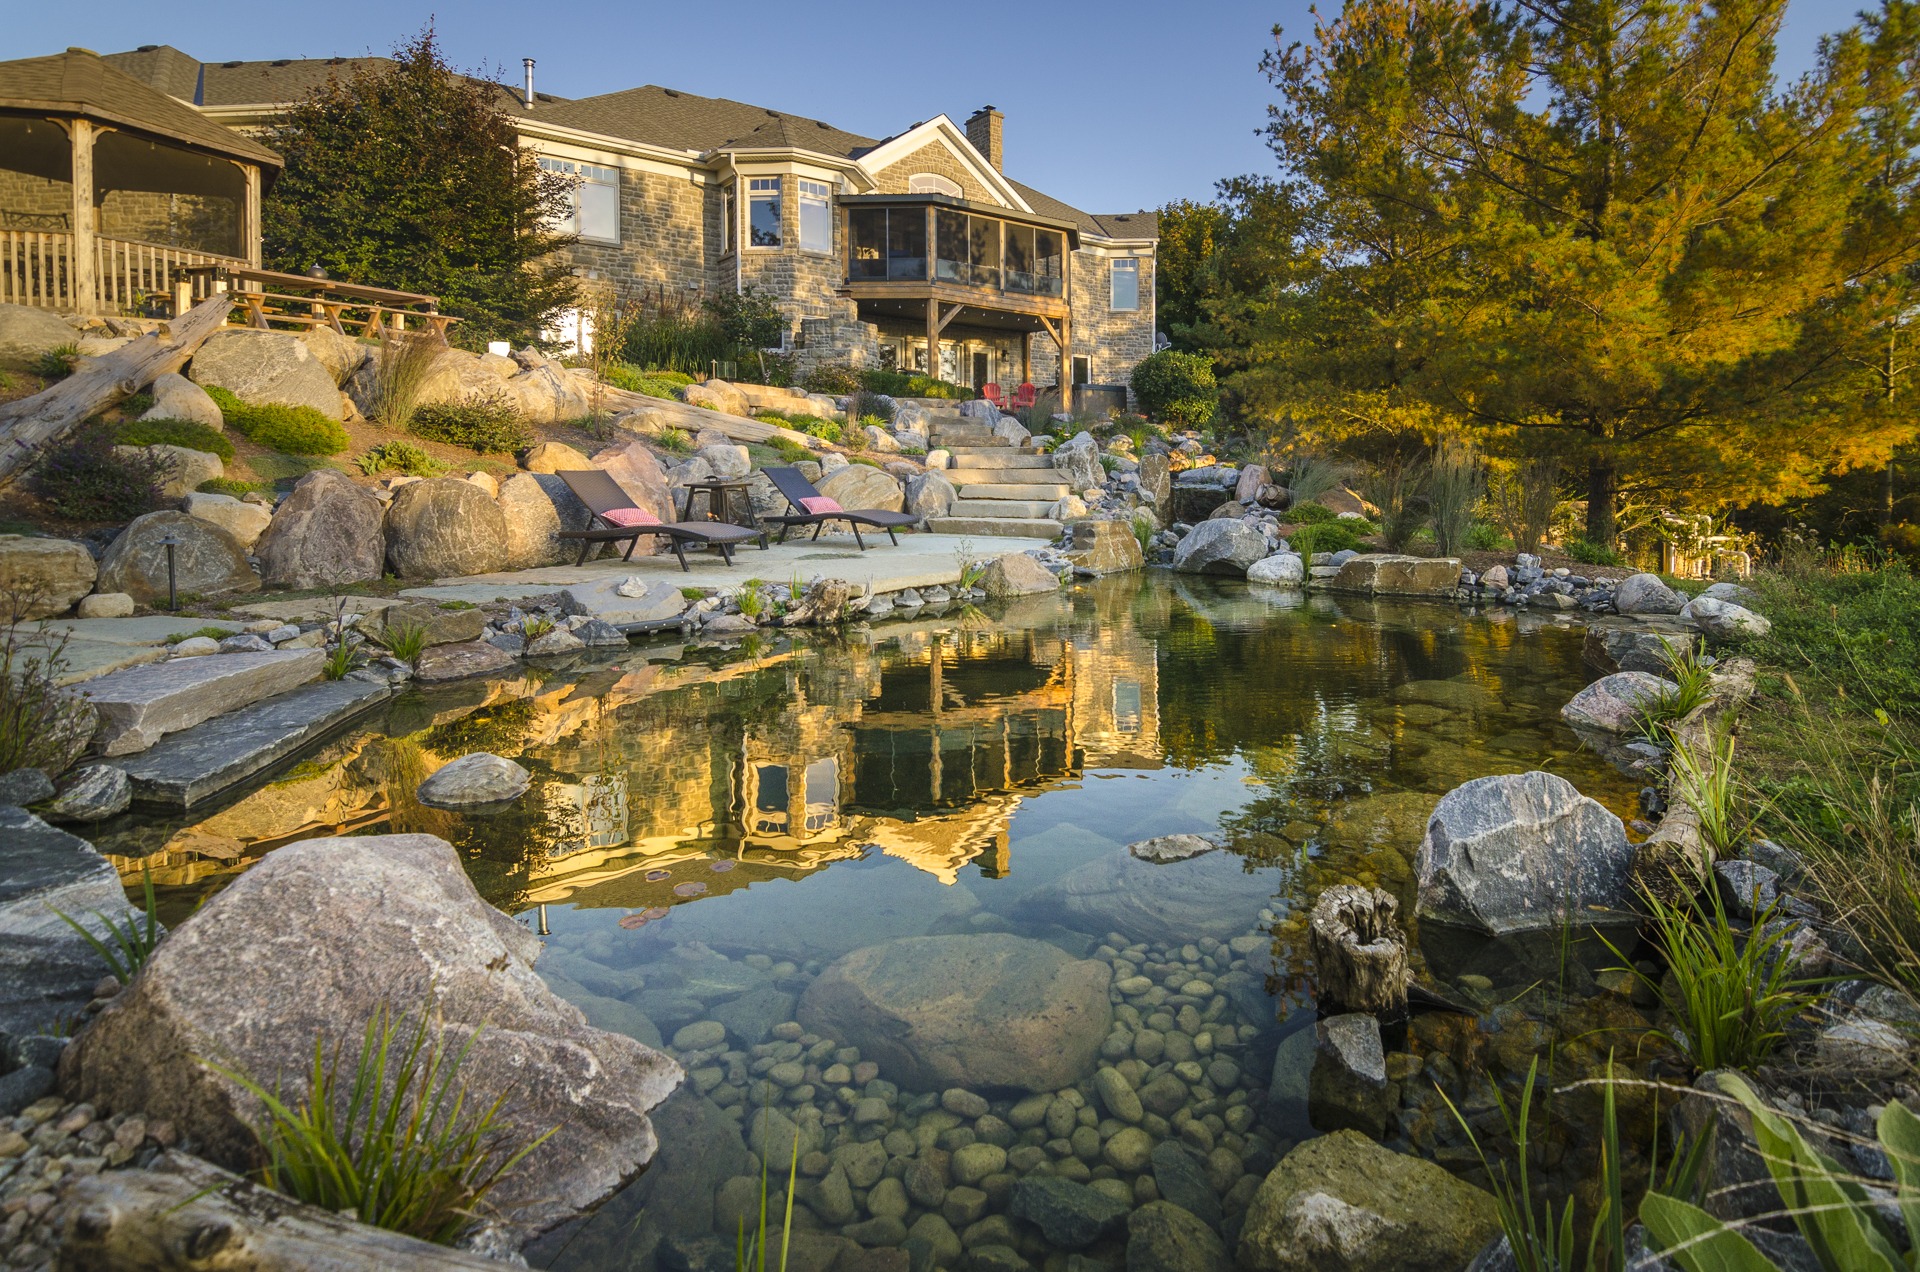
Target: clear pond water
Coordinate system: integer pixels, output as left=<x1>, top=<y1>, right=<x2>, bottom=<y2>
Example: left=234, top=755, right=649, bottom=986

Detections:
left=97, top=575, right=1653, bottom=1269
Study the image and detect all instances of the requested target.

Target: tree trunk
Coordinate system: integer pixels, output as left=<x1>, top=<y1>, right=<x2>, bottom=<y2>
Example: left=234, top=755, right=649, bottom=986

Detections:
left=1307, top=884, right=1409, bottom=1019
left=0, top=296, right=232, bottom=489
left=1585, top=457, right=1616, bottom=547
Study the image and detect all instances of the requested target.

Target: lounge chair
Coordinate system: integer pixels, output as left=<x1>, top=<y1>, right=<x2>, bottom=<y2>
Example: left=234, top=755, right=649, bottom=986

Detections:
left=555, top=469, right=763, bottom=571
left=761, top=467, right=921, bottom=549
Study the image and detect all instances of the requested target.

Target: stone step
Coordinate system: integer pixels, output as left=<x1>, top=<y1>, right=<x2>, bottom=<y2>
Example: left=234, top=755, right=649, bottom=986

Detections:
left=926, top=516, right=1063, bottom=540
left=943, top=449, right=1054, bottom=467
left=957, top=482, right=1071, bottom=501
left=114, top=678, right=393, bottom=808
left=930, top=433, right=1003, bottom=449
left=949, top=498, right=1059, bottom=519
left=82, top=649, right=327, bottom=756
left=946, top=465, right=1060, bottom=485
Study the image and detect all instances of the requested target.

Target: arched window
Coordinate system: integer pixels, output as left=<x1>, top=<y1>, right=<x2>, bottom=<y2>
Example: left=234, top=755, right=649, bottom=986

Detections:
left=907, top=173, right=963, bottom=198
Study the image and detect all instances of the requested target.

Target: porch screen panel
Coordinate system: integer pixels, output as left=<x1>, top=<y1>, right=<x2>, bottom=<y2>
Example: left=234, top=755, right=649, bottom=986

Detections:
left=849, top=208, right=887, bottom=279
left=1035, top=230, right=1064, bottom=296
left=888, top=209, right=926, bottom=279
left=1005, top=224, right=1036, bottom=293
left=968, top=217, right=1000, bottom=288
left=935, top=210, right=967, bottom=284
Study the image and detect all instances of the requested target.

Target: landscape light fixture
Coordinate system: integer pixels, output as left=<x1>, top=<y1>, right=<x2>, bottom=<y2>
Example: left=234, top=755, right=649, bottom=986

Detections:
left=156, top=532, right=181, bottom=610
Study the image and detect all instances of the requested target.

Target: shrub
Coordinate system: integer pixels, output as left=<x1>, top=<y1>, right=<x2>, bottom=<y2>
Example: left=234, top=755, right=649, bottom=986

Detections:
left=1429, top=440, right=1485, bottom=556
left=1489, top=455, right=1562, bottom=556
left=0, top=610, right=94, bottom=777
left=656, top=427, right=693, bottom=456
left=801, top=364, right=862, bottom=395
left=357, top=440, right=447, bottom=477
left=1465, top=522, right=1510, bottom=551
left=790, top=416, right=842, bottom=445
left=1568, top=537, right=1625, bottom=566
left=1129, top=351, right=1218, bottom=429
left=848, top=389, right=893, bottom=424
left=112, top=417, right=235, bottom=462
left=33, top=343, right=82, bottom=381
left=1290, top=520, right=1363, bottom=556
left=205, top=386, right=351, bottom=456
left=857, top=369, right=966, bottom=399
left=364, top=332, right=443, bottom=429
left=198, top=477, right=269, bottom=497
left=1286, top=502, right=1338, bottom=525
left=409, top=392, right=530, bottom=454
left=32, top=429, right=175, bottom=520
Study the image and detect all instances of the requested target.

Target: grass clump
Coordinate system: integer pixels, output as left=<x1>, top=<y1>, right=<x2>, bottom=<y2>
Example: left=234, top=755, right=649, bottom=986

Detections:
left=655, top=427, right=693, bottom=456
left=1669, top=730, right=1751, bottom=859
left=32, top=343, right=82, bottom=381
left=198, top=477, right=270, bottom=498
left=857, top=368, right=966, bottom=399
left=112, top=417, right=236, bottom=462
left=364, top=332, right=443, bottom=430
left=165, top=626, right=234, bottom=645
left=382, top=620, right=430, bottom=668
left=55, top=865, right=162, bottom=984
left=409, top=392, right=530, bottom=454
left=209, top=1004, right=554, bottom=1245
left=1568, top=538, right=1626, bottom=567
left=357, top=440, right=447, bottom=478
left=31, top=428, right=176, bottom=520
left=205, top=386, right=351, bottom=456
left=1633, top=639, right=1716, bottom=740
left=0, top=605, right=94, bottom=777
left=1290, top=520, right=1364, bottom=557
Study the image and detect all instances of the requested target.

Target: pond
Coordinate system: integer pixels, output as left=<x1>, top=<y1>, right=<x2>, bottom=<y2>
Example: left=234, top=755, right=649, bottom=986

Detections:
left=93, top=574, right=1650, bottom=1269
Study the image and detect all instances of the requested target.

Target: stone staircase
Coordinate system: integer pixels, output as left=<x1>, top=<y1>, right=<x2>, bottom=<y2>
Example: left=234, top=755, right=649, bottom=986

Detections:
left=924, top=416, right=1066, bottom=540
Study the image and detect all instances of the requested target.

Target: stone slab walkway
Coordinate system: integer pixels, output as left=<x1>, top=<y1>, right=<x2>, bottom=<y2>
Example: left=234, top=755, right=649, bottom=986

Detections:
left=25, top=617, right=249, bottom=686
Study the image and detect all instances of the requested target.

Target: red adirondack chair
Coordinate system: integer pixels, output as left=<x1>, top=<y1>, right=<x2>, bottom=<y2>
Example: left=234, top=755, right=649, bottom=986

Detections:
left=1011, top=382, right=1037, bottom=411
left=980, top=382, right=1004, bottom=407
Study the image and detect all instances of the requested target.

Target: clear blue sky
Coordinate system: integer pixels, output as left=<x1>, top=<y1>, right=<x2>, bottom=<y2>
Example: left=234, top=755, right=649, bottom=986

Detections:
left=18, top=0, right=1869, bottom=214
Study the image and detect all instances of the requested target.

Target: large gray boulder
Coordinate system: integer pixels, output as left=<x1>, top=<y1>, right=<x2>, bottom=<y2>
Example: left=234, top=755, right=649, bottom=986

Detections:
left=1613, top=573, right=1687, bottom=616
left=0, top=808, right=143, bottom=1034
left=181, top=492, right=272, bottom=550
left=384, top=478, right=511, bottom=579
left=1052, top=431, right=1104, bottom=493
left=1246, top=553, right=1305, bottom=587
left=188, top=328, right=343, bottom=420
left=1581, top=620, right=1693, bottom=676
left=904, top=470, right=957, bottom=520
left=1415, top=771, right=1634, bottom=935
left=1172, top=519, right=1268, bottom=576
left=797, top=934, right=1111, bottom=1091
left=254, top=469, right=386, bottom=590
left=1681, top=595, right=1771, bottom=642
left=1238, top=1130, right=1500, bottom=1272
left=0, top=535, right=97, bottom=618
left=298, top=326, right=368, bottom=386
left=1560, top=671, right=1676, bottom=735
left=0, top=303, right=79, bottom=368
left=1137, top=452, right=1171, bottom=520
left=497, top=472, right=593, bottom=570
left=140, top=372, right=225, bottom=431
left=97, top=510, right=257, bottom=604
left=817, top=463, right=905, bottom=513
left=416, top=753, right=530, bottom=809
left=1171, top=465, right=1239, bottom=523
left=59, top=834, right=682, bottom=1237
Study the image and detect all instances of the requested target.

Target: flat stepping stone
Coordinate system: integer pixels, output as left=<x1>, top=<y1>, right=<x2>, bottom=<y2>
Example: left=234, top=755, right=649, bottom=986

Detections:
left=0, top=807, right=139, bottom=1034
left=84, top=650, right=326, bottom=756
left=113, top=677, right=391, bottom=808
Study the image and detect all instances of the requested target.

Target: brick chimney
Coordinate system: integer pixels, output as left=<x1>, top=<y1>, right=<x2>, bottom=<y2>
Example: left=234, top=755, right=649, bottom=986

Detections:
left=965, top=106, right=1003, bottom=172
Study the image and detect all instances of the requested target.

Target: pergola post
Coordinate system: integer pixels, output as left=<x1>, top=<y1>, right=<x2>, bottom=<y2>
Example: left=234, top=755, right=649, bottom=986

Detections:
left=241, top=163, right=262, bottom=268
left=68, top=118, right=98, bottom=315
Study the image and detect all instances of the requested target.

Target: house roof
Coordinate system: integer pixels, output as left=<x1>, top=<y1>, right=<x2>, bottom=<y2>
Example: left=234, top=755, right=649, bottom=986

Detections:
left=1008, top=181, right=1157, bottom=240
left=102, top=47, right=567, bottom=117
left=534, top=85, right=877, bottom=159
left=0, top=47, right=280, bottom=167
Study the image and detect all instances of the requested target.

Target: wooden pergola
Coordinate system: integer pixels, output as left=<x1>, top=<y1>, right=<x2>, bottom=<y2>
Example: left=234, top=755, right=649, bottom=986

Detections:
left=0, top=47, right=281, bottom=316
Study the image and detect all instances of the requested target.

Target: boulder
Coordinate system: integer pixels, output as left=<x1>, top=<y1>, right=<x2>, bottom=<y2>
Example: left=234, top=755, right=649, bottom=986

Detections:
left=0, top=303, right=80, bottom=368
left=115, top=444, right=221, bottom=500
left=1171, top=466, right=1240, bottom=523
left=1052, top=432, right=1104, bottom=493
left=0, top=808, right=143, bottom=1034
left=904, top=471, right=957, bottom=520
left=1019, top=848, right=1276, bottom=945
left=1581, top=621, right=1692, bottom=676
left=384, top=478, right=511, bottom=579
left=497, top=472, right=595, bottom=570
left=97, top=511, right=257, bottom=604
left=1613, top=573, right=1687, bottom=616
left=1129, top=1202, right=1231, bottom=1272
left=1237, top=1130, right=1500, bottom=1272
left=188, top=328, right=343, bottom=420
left=44, top=765, right=132, bottom=823
left=181, top=492, right=272, bottom=550
left=76, top=592, right=133, bottom=619
left=797, top=934, right=1111, bottom=1092
left=372, top=602, right=485, bottom=648
left=1326, top=554, right=1461, bottom=596
left=464, top=471, right=499, bottom=499
left=58, top=834, right=682, bottom=1236
left=1681, top=595, right=1771, bottom=642
left=0, top=536, right=97, bottom=618
left=992, top=416, right=1032, bottom=448
left=817, top=464, right=905, bottom=513
left=863, top=425, right=901, bottom=453
left=417, top=753, right=531, bottom=809
left=682, top=380, right=750, bottom=416
left=522, top=440, right=592, bottom=474
left=1235, top=464, right=1271, bottom=503
left=1308, top=1014, right=1391, bottom=1137
left=980, top=552, right=1059, bottom=598
left=298, top=326, right=368, bottom=386
left=697, top=443, right=751, bottom=479
left=1063, top=520, right=1144, bottom=575
left=83, top=649, right=323, bottom=756
left=1051, top=495, right=1089, bottom=520
left=1137, top=453, right=1172, bottom=521
left=1247, top=553, right=1305, bottom=587
left=253, top=469, right=386, bottom=590
left=1415, top=771, right=1635, bottom=935
left=139, top=372, right=224, bottom=431
left=1560, top=671, right=1677, bottom=735
left=413, top=640, right=518, bottom=683
left=1007, top=1176, right=1129, bottom=1248
left=1172, top=519, right=1268, bottom=576
left=1127, top=834, right=1219, bottom=864
left=589, top=439, right=677, bottom=540
left=1701, top=581, right=1758, bottom=606
left=507, top=365, right=595, bottom=424
left=560, top=577, right=689, bottom=627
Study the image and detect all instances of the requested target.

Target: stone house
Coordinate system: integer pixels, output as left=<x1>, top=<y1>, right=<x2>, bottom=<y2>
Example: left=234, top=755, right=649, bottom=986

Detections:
left=100, top=46, right=1159, bottom=404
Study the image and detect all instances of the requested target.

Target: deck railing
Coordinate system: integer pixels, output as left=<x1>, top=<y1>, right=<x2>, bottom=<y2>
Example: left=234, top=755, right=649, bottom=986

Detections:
left=0, top=230, right=246, bottom=315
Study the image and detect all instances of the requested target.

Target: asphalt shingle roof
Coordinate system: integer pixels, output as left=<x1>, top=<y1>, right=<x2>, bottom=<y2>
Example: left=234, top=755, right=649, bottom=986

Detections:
left=0, top=48, right=280, bottom=166
left=535, top=85, right=876, bottom=158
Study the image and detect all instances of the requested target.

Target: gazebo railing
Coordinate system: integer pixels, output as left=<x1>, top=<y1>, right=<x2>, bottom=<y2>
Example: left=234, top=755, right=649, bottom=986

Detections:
left=1, top=231, right=245, bottom=315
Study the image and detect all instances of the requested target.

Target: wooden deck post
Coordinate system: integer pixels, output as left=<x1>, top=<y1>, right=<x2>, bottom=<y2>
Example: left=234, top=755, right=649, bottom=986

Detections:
left=241, top=163, right=263, bottom=268
left=68, top=119, right=98, bottom=315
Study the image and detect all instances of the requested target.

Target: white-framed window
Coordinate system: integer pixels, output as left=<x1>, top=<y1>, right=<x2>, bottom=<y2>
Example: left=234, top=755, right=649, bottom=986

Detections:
left=798, top=179, right=832, bottom=253
left=1110, top=257, right=1140, bottom=311
left=908, top=173, right=963, bottom=197
left=538, top=157, right=619, bottom=243
left=748, top=177, right=782, bottom=248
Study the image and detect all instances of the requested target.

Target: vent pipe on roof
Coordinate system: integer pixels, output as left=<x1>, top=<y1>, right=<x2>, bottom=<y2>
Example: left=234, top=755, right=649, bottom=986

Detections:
left=522, top=58, right=536, bottom=109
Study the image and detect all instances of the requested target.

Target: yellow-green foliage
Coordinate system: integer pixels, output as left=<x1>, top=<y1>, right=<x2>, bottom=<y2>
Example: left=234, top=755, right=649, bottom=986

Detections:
left=205, top=386, right=351, bottom=456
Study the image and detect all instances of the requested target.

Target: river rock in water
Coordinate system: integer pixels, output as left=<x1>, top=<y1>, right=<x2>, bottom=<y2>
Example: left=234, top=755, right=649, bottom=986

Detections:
left=59, top=833, right=682, bottom=1237
left=1018, top=847, right=1274, bottom=944
left=416, top=753, right=531, bottom=809
left=797, top=933, right=1111, bottom=1091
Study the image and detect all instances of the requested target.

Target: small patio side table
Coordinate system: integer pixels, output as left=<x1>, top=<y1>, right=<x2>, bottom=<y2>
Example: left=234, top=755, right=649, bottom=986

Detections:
left=678, top=478, right=769, bottom=549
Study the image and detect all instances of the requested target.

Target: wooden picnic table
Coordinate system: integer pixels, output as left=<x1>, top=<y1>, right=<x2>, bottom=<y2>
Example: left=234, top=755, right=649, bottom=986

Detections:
left=220, top=267, right=459, bottom=343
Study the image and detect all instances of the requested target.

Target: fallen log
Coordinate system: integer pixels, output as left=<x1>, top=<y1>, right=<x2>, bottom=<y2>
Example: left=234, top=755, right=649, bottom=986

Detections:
left=0, top=296, right=233, bottom=489
left=1307, top=884, right=1411, bottom=1019
left=51, top=1149, right=500, bottom=1270
left=593, top=384, right=822, bottom=449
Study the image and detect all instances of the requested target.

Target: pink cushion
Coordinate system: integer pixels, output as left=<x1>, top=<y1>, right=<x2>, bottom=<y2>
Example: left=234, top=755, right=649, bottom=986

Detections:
left=602, top=507, right=661, bottom=527
left=799, top=496, right=843, bottom=515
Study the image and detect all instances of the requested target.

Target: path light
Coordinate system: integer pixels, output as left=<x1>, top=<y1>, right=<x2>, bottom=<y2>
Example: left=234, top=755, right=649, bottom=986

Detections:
left=156, top=531, right=181, bottom=611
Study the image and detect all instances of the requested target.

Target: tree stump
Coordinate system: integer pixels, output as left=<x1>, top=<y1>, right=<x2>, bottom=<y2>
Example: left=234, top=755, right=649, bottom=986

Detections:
left=1308, top=884, right=1410, bottom=1019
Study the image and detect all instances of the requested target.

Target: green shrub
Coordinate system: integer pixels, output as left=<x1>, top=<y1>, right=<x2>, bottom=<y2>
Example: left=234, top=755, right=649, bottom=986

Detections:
left=32, top=429, right=175, bottom=520
left=791, top=416, right=843, bottom=444
left=1286, top=501, right=1339, bottom=525
left=1465, top=522, right=1511, bottom=551
left=33, top=343, right=82, bottom=381
left=602, top=362, right=691, bottom=400
left=1568, top=538, right=1625, bottom=566
left=409, top=392, right=530, bottom=454
left=857, top=369, right=966, bottom=399
left=357, top=440, right=447, bottom=477
left=0, top=619, right=93, bottom=778
left=198, top=476, right=269, bottom=497
left=849, top=389, right=893, bottom=424
left=656, top=426, right=693, bottom=456
left=801, top=364, right=863, bottom=395
left=1130, top=351, right=1218, bottom=429
left=112, top=417, right=235, bottom=462
left=769, top=438, right=814, bottom=464
left=1290, top=520, right=1363, bottom=556
left=204, top=385, right=351, bottom=456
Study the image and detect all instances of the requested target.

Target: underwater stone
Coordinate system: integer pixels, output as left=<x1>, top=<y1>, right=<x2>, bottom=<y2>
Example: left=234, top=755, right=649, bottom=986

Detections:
left=415, top=752, right=531, bottom=809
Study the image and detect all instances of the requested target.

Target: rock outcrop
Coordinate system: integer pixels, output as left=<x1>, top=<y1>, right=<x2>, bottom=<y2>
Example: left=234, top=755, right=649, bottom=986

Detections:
left=384, top=478, right=511, bottom=579
left=96, top=511, right=257, bottom=603
left=188, top=328, right=344, bottom=420
left=1325, top=554, right=1461, bottom=596
left=254, top=469, right=386, bottom=590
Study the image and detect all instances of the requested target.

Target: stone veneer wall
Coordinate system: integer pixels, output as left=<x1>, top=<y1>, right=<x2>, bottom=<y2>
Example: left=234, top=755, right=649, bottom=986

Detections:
left=1045, top=249, right=1154, bottom=408
left=793, top=314, right=883, bottom=380
left=870, top=142, right=999, bottom=204
left=561, top=166, right=720, bottom=303
left=0, top=171, right=237, bottom=255
left=731, top=173, right=857, bottom=340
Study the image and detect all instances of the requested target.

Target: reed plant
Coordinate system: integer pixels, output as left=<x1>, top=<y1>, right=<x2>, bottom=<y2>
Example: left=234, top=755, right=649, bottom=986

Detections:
left=366, top=331, right=443, bottom=430
left=210, top=1004, right=553, bottom=1245
left=1668, top=729, right=1750, bottom=859
left=736, top=1134, right=801, bottom=1272
left=1634, top=640, right=1718, bottom=741
left=1489, top=454, right=1563, bottom=556
left=1429, top=439, right=1486, bottom=557
left=383, top=621, right=430, bottom=669
left=55, top=864, right=163, bottom=983
left=520, top=616, right=556, bottom=645
left=735, top=582, right=766, bottom=620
